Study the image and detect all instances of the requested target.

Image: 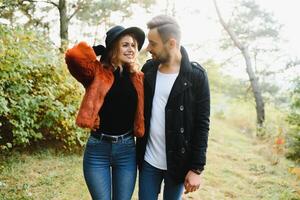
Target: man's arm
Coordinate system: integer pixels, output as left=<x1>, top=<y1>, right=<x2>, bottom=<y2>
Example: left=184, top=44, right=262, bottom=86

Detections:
left=190, top=66, right=210, bottom=171
left=184, top=64, right=210, bottom=193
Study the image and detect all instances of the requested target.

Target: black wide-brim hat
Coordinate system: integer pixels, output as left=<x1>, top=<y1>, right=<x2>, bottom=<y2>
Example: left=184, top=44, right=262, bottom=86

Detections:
left=105, top=25, right=145, bottom=51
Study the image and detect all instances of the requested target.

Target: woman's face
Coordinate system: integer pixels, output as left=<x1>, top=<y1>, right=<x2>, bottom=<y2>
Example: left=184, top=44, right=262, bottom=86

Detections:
left=113, top=35, right=138, bottom=66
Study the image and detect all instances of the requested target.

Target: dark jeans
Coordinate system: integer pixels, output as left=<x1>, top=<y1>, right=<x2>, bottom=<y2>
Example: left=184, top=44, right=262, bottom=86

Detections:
left=139, top=161, right=184, bottom=200
left=83, top=134, right=136, bottom=200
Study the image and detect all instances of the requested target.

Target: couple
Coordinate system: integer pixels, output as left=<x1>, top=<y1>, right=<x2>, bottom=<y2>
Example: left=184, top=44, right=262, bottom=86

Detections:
left=65, top=14, right=210, bottom=200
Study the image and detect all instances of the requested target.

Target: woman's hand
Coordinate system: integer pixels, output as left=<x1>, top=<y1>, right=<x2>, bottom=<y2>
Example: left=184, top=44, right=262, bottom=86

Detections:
left=92, top=116, right=100, bottom=131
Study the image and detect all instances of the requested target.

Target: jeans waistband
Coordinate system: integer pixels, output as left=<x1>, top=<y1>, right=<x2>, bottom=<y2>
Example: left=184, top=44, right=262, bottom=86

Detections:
left=91, top=130, right=132, bottom=143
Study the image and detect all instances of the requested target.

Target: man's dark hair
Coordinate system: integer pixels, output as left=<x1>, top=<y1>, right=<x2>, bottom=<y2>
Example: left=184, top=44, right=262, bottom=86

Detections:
left=147, top=15, right=181, bottom=45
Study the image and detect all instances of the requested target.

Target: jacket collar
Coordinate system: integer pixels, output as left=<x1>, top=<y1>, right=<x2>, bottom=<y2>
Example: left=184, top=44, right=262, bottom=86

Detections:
left=178, top=46, right=193, bottom=75
left=144, top=46, right=193, bottom=104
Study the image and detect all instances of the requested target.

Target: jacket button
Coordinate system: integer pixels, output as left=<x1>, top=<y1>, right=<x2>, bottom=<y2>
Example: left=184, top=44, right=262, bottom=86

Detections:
left=180, top=105, right=184, bottom=111
left=184, top=82, right=187, bottom=86
left=181, top=147, right=185, bottom=154
left=180, top=128, right=184, bottom=133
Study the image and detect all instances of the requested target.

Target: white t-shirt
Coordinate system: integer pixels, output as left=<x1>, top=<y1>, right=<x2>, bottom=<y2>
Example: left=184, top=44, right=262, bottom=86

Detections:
left=144, top=70, right=179, bottom=170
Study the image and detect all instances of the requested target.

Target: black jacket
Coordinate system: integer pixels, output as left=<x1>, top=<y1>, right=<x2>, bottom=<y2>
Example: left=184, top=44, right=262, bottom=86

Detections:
left=136, top=47, right=210, bottom=183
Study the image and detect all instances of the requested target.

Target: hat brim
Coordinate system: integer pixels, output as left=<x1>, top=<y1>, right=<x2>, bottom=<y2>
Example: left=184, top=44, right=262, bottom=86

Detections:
left=116, top=27, right=145, bottom=51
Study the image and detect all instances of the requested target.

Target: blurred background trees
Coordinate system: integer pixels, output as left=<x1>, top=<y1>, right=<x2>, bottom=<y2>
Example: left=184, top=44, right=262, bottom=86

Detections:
left=213, top=0, right=282, bottom=133
left=0, top=0, right=154, bottom=50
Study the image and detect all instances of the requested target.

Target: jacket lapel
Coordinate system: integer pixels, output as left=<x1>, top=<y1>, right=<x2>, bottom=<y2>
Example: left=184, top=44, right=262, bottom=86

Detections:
left=166, top=47, right=193, bottom=106
left=167, top=76, right=192, bottom=105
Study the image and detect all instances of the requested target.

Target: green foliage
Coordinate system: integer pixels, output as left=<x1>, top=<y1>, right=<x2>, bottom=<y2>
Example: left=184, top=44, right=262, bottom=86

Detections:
left=204, top=59, right=249, bottom=98
left=76, top=0, right=130, bottom=23
left=206, top=58, right=290, bottom=140
left=0, top=0, right=155, bottom=30
left=286, top=79, right=300, bottom=162
left=0, top=0, right=49, bottom=30
left=0, top=25, right=87, bottom=151
left=75, top=0, right=155, bottom=26
left=221, top=0, right=281, bottom=49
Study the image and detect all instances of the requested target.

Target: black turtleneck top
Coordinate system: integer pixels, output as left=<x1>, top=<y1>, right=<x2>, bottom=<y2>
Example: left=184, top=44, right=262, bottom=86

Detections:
left=94, top=67, right=137, bottom=135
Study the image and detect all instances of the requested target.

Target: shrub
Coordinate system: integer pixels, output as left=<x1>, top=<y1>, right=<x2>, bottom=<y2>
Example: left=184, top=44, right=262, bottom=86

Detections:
left=0, top=25, right=87, bottom=151
left=286, top=79, right=300, bottom=162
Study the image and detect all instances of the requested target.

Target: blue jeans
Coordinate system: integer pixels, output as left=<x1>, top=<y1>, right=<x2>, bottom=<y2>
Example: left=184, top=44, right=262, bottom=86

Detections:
left=83, top=134, right=136, bottom=200
left=139, top=161, right=184, bottom=200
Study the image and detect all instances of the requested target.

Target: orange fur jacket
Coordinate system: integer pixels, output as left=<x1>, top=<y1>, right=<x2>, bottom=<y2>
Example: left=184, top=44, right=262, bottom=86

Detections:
left=65, top=42, right=144, bottom=137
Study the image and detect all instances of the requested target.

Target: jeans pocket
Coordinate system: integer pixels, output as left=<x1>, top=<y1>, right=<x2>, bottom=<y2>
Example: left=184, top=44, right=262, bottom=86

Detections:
left=86, top=135, right=101, bottom=146
left=124, top=137, right=136, bottom=148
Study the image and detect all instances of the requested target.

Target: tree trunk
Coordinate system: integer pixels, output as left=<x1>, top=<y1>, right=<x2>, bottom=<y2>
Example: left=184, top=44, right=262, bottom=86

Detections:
left=58, top=0, right=68, bottom=51
left=241, top=47, right=265, bottom=127
left=213, top=0, right=265, bottom=129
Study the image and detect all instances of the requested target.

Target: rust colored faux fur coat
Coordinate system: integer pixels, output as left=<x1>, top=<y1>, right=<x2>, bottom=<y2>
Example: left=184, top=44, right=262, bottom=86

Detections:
left=65, top=42, right=144, bottom=137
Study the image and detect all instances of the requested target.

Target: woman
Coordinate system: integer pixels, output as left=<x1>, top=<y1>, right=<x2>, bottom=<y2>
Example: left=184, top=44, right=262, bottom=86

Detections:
left=65, top=25, right=145, bottom=200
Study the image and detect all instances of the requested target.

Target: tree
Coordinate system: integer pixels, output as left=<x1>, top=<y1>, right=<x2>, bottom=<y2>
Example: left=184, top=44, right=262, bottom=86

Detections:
left=0, top=0, right=155, bottom=50
left=164, top=0, right=176, bottom=16
left=213, top=0, right=281, bottom=132
left=0, top=0, right=50, bottom=29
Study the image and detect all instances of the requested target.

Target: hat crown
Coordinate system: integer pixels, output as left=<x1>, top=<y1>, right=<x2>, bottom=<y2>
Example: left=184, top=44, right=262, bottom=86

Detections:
left=103, top=25, right=145, bottom=52
left=105, top=25, right=125, bottom=49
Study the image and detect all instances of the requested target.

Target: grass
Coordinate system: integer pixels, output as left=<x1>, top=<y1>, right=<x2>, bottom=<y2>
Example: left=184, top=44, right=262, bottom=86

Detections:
left=0, top=118, right=299, bottom=200
left=186, top=118, right=300, bottom=200
left=0, top=151, right=87, bottom=200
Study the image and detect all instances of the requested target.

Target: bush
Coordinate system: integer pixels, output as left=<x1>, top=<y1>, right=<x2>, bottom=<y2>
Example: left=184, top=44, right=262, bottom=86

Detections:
left=0, top=25, right=87, bottom=151
left=286, top=79, right=300, bottom=162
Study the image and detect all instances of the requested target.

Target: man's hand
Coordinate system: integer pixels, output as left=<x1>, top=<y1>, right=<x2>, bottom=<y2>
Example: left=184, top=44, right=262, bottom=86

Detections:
left=184, top=170, right=202, bottom=194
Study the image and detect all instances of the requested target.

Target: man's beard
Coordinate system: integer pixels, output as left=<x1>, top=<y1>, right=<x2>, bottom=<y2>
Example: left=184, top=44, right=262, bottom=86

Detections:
left=152, top=51, right=170, bottom=64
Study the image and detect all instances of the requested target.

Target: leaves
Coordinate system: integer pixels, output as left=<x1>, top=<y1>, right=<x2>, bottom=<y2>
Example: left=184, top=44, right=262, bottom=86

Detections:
left=0, top=25, right=87, bottom=151
left=286, top=79, right=300, bottom=162
left=220, top=0, right=281, bottom=50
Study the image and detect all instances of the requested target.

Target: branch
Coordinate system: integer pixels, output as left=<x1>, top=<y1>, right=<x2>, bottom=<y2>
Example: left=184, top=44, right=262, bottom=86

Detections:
left=68, top=8, right=79, bottom=21
left=286, top=59, right=300, bottom=69
left=23, top=0, right=58, bottom=7
left=67, top=0, right=84, bottom=21
left=219, top=52, right=242, bottom=66
left=45, top=0, right=58, bottom=7
left=213, top=0, right=244, bottom=51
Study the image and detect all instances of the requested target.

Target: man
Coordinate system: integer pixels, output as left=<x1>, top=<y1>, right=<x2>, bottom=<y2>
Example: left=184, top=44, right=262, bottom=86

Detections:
left=136, top=15, right=210, bottom=200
